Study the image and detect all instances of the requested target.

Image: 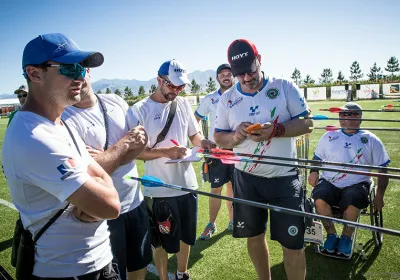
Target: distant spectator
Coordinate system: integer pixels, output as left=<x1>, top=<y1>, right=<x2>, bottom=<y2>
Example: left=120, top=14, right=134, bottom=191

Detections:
left=7, top=85, right=28, bottom=126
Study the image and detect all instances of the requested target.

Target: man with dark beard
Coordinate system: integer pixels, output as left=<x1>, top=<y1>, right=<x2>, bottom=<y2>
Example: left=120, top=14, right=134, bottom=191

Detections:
left=214, top=39, right=313, bottom=280
left=126, top=59, right=213, bottom=280
left=62, top=68, right=151, bottom=280
left=195, top=64, right=235, bottom=239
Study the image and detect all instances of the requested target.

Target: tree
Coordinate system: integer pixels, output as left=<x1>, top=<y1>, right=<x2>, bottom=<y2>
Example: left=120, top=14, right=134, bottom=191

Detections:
left=291, top=68, right=301, bottom=84
left=105, top=88, right=111, bottom=94
left=350, top=61, right=363, bottom=82
left=319, top=68, right=333, bottom=84
left=138, top=85, right=145, bottom=96
left=385, top=56, right=399, bottom=81
left=124, top=86, right=133, bottom=99
left=114, top=89, right=121, bottom=97
left=190, top=79, right=200, bottom=94
left=96, top=89, right=102, bottom=94
left=149, top=84, right=157, bottom=94
left=337, top=71, right=345, bottom=84
left=367, top=62, right=381, bottom=82
left=206, top=77, right=217, bottom=93
left=303, top=74, right=315, bottom=85
left=179, top=89, right=187, bottom=96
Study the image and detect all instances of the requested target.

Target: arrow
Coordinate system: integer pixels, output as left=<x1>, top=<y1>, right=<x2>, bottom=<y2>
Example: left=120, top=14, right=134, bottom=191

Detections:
left=315, top=125, right=400, bottom=132
left=199, top=154, right=400, bottom=179
left=127, top=175, right=400, bottom=237
left=320, top=107, right=400, bottom=113
left=301, top=114, right=400, bottom=123
left=199, top=148, right=400, bottom=173
left=382, top=104, right=400, bottom=108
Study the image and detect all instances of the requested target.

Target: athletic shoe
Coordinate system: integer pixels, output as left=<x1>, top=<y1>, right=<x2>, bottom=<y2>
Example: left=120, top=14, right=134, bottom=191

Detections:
left=322, top=233, right=338, bottom=253
left=227, top=220, right=233, bottom=231
left=175, top=272, right=191, bottom=280
left=199, top=222, right=217, bottom=240
left=337, top=235, right=353, bottom=257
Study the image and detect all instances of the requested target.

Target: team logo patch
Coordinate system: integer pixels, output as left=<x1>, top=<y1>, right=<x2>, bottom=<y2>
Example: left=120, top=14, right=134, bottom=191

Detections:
left=266, top=88, right=279, bottom=99
left=57, top=158, right=76, bottom=181
left=361, top=137, right=368, bottom=144
left=228, top=97, right=243, bottom=108
left=288, top=225, right=298, bottom=236
left=328, top=136, right=339, bottom=142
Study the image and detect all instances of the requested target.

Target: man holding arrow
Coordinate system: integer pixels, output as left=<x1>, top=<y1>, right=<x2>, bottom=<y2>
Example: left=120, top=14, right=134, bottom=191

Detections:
left=308, top=102, right=390, bottom=257
left=214, top=39, right=313, bottom=280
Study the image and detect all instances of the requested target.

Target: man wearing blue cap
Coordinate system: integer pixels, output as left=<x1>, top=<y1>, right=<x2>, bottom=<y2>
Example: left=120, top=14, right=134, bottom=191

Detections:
left=195, top=63, right=235, bottom=240
left=3, top=33, right=120, bottom=279
left=126, top=59, right=212, bottom=280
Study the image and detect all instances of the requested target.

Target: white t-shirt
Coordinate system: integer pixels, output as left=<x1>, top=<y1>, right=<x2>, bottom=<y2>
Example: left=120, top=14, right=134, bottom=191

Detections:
left=63, top=94, right=143, bottom=214
left=195, top=89, right=222, bottom=142
left=2, top=112, right=112, bottom=278
left=215, top=76, right=310, bottom=178
left=314, top=129, right=390, bottom=188
left=126, top=96, right=200, bottom=197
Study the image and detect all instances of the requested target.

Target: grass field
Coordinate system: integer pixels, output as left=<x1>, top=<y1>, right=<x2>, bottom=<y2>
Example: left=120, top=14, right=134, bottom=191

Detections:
left=1, top=99, right=400, bottom=280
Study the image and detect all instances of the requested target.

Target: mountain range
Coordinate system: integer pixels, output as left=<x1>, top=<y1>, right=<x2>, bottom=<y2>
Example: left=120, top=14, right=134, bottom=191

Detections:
left=92, top=69, right=216, bottom=95
left=0, top=69, right=217, bottom=99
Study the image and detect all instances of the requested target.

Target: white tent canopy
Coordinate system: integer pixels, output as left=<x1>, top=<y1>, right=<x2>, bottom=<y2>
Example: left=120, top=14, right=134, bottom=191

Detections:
left=0, top=98, right=19, bottom=106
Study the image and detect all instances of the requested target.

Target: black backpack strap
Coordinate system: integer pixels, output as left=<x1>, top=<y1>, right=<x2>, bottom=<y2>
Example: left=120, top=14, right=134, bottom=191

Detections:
left=95, top=94, right=110, bottom=151
left=32, top=120, right=83, bottom=242
left=33, top=203, right=70, bottom=244
left=151, top=100, right=177, bottom=149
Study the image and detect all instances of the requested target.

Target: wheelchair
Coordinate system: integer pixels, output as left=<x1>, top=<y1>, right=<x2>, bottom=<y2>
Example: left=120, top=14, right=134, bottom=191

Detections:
left=296, top=134, right=384, bottom=260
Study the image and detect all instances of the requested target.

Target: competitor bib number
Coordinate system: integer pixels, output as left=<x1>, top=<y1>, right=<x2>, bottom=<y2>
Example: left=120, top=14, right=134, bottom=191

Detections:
left=304, top=221, right=324, bottom=246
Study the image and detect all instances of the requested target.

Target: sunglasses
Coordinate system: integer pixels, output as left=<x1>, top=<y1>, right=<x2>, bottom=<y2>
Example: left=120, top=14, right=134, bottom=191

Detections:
left=339, top=112, right=360, bottom=117
left=161, top=77, right=185, bottom=91
left=43, top=63, right=87, bottom=80
left=17, top=93, right=27, bottom=98
left=237, top=69, right=258, bottom=78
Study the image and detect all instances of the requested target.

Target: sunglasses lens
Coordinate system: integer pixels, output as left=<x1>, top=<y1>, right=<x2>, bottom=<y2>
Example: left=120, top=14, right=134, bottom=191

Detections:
left=340, top=112, right=359, bottom=117
left=59, top=64, right=86, bottom=80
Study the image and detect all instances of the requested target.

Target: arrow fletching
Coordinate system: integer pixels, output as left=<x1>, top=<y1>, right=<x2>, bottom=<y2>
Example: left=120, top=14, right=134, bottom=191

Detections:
left=311, top=114, right=329, bottom=120
left=140, top=175, right=164, bottom=187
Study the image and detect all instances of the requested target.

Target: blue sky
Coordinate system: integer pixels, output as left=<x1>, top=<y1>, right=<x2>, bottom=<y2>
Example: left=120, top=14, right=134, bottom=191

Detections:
left=0, top=0, right=398, bottom=94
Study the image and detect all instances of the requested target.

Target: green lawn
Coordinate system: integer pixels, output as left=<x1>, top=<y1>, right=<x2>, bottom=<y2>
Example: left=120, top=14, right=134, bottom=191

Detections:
left=1, top=99, right=400, bottom=280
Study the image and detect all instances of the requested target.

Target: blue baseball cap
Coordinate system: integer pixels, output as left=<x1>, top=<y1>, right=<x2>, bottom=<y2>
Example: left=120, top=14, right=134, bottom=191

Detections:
left=158, top=59, right=190, bottom=86
left=22, top=33, right=104, bottom=69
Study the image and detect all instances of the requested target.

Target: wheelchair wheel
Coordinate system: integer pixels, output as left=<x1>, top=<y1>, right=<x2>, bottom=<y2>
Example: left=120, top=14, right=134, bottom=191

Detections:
left=370, top=187, right=384, bottom=248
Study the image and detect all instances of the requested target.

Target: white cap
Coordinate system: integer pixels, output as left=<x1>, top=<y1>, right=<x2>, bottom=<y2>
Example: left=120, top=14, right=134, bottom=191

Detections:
left=158, top=59, right=190, bottom=86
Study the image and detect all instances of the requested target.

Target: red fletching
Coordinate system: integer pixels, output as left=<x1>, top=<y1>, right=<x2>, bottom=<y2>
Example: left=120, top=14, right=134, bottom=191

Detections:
left=328, top=107, right=343, bottom=113
left=211, top=148, right=234, bottom=156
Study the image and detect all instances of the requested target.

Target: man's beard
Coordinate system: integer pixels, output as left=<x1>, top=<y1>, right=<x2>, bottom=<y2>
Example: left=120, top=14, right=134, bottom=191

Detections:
left=161, top=88, right=177, bottom=101
left=219, top=82, right=233, bottom=90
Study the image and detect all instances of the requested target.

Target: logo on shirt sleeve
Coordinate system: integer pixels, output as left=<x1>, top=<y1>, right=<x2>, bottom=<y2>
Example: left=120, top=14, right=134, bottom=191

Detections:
left=361, top=137, right=368, bottom=144
left=266, top=88, right=279, bottom=99
left=57, top=158, right=76, bottom=181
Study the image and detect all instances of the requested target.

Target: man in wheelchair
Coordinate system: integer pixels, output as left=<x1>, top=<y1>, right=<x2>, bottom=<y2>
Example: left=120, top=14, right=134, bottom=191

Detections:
left=307, top=102, right=390, bottom=257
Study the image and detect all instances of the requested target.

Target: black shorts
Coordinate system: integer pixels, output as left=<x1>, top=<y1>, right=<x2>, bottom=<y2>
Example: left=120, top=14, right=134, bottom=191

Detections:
left=107, top=200, right=152, bottom=278
left=34, top=262, right=118, bottom=280
left=147, top=193, right=198, bottom=254
left=209, top=159, right=235, bottom=188
left=312, top=179, right=370, bottom=213
left=233, top=169, right=305, bottom=250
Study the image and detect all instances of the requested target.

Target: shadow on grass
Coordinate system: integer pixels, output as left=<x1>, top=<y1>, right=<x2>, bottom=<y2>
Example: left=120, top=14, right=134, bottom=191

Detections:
left=166, top=228, right=231, bottom=274
left=270, top=238, right=381, bottom=280
left=0, top=238, right=12, bottom=253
